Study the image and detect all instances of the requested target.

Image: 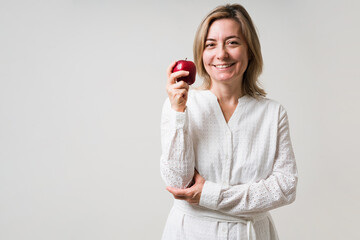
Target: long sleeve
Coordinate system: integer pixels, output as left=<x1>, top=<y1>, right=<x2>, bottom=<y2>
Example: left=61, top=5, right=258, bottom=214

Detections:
left=199, top=106, right=298, bottom=215
left=160, top=98, right=195, bottom=189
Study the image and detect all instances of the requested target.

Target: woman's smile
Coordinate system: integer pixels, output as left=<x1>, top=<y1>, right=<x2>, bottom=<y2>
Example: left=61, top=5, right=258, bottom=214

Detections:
left=212, top=63, right=235, bottom=70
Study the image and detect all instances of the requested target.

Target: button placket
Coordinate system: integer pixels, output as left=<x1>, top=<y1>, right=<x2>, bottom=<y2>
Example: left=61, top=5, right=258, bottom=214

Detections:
left=218, top=222, right=228, bottom=239
left=222, top=127, right=232, bottom=186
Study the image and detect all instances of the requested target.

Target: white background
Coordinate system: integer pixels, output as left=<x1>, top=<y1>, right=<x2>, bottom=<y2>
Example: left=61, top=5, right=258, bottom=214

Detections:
left=1, top=0, right=359, bottom=239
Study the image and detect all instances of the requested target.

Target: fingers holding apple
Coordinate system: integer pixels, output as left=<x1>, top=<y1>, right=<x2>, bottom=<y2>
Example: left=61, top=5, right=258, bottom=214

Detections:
left=166, top=60, right=196, bottom=112
left=168, top=70, right=190, bottom=85
left=166, top=72, right=189, bottom=112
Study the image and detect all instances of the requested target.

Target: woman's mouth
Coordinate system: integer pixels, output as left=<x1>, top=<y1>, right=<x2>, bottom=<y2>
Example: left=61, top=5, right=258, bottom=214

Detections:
left=213, top=63, right=235, bottom=69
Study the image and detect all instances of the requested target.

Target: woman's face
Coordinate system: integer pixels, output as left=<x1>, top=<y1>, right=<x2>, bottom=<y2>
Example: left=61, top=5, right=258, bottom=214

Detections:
left=202, top=18, right=249, bottom=85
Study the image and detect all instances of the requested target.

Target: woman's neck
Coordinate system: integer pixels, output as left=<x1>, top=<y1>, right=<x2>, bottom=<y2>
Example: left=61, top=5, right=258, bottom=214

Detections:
left=210, top=81, right=243, bottom=104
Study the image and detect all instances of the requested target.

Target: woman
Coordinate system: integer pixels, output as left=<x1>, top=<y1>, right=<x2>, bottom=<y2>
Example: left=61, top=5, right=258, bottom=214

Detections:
left=160, top=4, right=298, bottom=240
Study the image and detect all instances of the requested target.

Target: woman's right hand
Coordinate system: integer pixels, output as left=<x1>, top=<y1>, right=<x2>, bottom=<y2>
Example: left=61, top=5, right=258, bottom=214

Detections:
left=166, top=61, right=190, bottom=112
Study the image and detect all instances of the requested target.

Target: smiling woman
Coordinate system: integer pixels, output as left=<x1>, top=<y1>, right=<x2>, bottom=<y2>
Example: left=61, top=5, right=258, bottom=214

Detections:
left=160, top=4, right=298, bottom=240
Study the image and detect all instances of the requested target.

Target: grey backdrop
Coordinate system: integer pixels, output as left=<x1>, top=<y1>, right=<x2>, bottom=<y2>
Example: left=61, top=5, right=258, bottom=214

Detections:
left=1, top=0, right=359, bottom=239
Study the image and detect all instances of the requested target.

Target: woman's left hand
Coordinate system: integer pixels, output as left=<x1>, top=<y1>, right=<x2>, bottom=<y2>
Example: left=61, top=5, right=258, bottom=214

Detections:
left=166, top=170, right=205, bottom=204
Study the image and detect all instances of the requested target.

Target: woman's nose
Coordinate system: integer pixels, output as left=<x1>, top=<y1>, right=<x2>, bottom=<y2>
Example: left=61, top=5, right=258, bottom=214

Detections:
left=216, top=45, right=228, bottom=60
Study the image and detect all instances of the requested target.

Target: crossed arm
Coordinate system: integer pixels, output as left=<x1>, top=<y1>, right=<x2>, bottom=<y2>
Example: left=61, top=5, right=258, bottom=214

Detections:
left=166, top=169, right=205, bottom=204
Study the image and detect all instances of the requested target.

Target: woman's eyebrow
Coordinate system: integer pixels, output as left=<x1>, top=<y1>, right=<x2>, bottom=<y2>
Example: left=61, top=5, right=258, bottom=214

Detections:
left=225, top=35, right=241, bottom=40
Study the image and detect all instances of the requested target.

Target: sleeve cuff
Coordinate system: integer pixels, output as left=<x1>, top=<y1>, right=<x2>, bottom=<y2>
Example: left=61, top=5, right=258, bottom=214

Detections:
left=170, top=107, right=187, bottom=129
left=199, top=181, right=222, bottom=210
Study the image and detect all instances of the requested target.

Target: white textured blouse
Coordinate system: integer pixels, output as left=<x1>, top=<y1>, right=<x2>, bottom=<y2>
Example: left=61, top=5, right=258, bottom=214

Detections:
left=160, top=90, right=298, bottom=240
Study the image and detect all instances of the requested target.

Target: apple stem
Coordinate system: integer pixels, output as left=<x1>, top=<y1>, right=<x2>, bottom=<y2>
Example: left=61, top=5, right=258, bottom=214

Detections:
left=185, top=58, right=187, bottom=61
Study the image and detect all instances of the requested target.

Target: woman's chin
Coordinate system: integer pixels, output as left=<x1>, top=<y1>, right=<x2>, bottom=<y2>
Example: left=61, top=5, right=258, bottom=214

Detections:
left=212, top=76, right=239, bottom=84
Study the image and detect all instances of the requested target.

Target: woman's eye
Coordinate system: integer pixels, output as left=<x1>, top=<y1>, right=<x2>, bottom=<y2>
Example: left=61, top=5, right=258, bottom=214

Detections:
left=205, top=43, right=215, bottom=48
left=228, top=41, right=239, bottom=45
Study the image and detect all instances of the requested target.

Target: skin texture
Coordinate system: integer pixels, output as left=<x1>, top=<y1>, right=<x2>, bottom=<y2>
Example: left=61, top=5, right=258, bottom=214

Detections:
left=166, top=18, right=250, bottom=204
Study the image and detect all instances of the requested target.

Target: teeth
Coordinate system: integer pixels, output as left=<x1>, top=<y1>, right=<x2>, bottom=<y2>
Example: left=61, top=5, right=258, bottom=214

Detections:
left=215, top=64, right=232, bottom=69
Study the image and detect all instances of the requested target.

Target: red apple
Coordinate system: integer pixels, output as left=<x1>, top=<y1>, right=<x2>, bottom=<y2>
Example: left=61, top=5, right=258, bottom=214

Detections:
left=172, top=59, right=196, bottom=85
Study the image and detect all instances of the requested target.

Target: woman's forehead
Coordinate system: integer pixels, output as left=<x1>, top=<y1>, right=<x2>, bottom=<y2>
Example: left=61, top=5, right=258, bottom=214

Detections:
left=207, top=19, right=242, bottom=39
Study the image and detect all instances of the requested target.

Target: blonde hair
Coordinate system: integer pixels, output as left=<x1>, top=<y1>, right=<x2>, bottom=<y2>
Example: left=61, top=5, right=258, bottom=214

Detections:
left=193, top=4, right=266, bottom=97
